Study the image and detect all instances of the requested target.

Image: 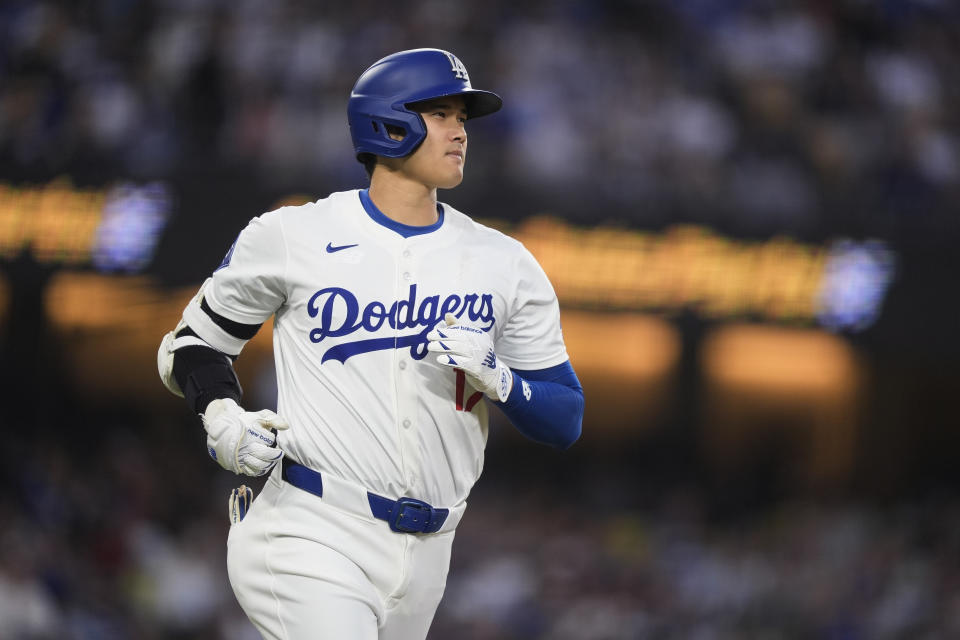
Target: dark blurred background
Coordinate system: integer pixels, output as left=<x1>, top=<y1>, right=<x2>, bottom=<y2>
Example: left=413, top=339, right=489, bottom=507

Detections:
left=1, top=1, right=959, bottom=638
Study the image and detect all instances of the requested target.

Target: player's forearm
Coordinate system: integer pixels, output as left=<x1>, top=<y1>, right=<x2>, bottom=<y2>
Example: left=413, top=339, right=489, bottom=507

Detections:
left=497, top=362, right=584, bottom=449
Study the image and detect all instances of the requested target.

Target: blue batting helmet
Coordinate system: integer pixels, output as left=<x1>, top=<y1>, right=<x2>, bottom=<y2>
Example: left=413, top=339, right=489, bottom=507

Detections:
left=348, top=48, right=502, bottom=160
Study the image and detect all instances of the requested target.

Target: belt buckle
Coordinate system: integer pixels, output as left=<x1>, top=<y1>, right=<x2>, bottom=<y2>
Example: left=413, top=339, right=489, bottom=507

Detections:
left=390, top=497, right=434, bottom=533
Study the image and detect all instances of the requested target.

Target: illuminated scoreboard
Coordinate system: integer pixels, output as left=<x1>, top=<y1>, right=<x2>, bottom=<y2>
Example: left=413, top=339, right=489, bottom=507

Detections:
left=491, top=217, right=895, bottom=332
left=0, top=177, right=171, bottom=272
left=0, top=180, right=896, bottom=336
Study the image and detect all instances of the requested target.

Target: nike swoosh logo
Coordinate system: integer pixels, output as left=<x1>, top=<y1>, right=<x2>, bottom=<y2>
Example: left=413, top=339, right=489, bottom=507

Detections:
left=326, top=242, right=359, bottom=253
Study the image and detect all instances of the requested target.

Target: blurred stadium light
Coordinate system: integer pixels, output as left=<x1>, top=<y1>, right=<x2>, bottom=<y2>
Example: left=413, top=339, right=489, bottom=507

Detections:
left=92, top=181, right=172, bottom=273
left=817, top=239, right=897, bottom=332
left=701, top=324, right=861, bottom=486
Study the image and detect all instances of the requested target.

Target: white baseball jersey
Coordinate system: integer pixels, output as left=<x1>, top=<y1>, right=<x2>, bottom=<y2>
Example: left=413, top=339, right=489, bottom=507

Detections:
left=192, top=189, right=567, bottom=509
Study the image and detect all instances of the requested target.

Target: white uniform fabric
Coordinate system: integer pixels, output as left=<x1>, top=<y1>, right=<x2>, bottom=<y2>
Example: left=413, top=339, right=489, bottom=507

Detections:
left=195, top=189, right=568, bottom=638
left=202, top=189, right=567, bottom=506
left=229, top=470, right=455, bottom=640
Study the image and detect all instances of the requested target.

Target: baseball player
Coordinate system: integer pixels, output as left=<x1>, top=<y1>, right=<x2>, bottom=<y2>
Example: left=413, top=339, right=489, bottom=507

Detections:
left=157, top=48, right=584, bottom=639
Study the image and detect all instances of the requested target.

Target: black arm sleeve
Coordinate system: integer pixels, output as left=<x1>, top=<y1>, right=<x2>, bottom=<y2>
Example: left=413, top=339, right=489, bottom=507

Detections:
left=172, top=327, right=243, bottom=414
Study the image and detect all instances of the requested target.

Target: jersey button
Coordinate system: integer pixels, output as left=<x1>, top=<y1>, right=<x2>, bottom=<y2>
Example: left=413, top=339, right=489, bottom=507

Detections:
left=402, top=419, right=411, bottom=429
left=402, top=272, right=411, bottom=280
left=402, top=249, right=411, bottom=258
left=399, top=360, right=407, bottom=370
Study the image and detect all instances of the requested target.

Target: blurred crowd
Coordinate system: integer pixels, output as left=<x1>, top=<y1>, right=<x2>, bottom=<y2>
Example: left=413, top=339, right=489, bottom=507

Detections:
left=435, top=492, right=960, bottom=639
left=0, top=414, right=251, bottom=640
left=3, top=413, right=960, bottom=639
left=1, top=0, right=958, bottom=238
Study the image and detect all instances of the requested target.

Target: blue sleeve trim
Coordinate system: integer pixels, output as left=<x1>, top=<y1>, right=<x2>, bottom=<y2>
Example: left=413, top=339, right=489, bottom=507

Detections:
left=497, top=360, right=583, bottom=449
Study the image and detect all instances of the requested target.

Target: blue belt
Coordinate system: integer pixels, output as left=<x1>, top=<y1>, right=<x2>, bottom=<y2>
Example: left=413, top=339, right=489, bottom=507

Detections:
left=281, top=458, right=449, bottom=534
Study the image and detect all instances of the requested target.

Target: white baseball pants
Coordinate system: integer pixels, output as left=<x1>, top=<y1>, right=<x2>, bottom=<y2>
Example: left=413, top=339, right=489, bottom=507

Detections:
left=226, top=468, right=456, bottom=639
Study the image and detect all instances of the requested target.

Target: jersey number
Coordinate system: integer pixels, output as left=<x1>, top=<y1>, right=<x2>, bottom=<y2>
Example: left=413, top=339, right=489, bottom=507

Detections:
left=455, top=370, right=484, bottom=412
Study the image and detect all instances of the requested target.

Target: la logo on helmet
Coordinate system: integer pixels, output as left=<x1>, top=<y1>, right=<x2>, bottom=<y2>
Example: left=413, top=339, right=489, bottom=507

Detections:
left=444, top=52, right=469, bottom=80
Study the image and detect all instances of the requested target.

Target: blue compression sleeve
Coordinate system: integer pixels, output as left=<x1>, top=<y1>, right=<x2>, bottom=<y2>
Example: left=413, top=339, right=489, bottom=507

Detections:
left=497, top=360, right=584, bottom=449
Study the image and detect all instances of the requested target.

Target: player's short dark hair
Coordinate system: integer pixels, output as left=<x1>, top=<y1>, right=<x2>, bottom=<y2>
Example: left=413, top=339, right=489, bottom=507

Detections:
left=360, top=153, right=376, bottom=180
left=359, top=122, right=404, bottom=179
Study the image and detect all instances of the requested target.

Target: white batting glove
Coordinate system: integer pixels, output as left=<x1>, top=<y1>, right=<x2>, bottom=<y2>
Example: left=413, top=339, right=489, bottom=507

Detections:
left=427, top=313, right=514, bottom=402
left=202, top=398, right=289, bottom=477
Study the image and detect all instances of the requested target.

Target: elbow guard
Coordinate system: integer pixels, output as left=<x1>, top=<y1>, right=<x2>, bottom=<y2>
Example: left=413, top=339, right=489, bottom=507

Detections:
left=158, top=318, right=226, bottom=397
left=158, top=321, right=187, bottom=397
left=158, top=320, right=244, bottom=413
left=159, top=283, right=260, bottom=410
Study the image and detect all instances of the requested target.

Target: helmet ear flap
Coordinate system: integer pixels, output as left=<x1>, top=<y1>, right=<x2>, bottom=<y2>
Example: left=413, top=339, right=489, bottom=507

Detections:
left=352, top=105, right=427, bottom=159
left=369, top=118, right=405, bottom=141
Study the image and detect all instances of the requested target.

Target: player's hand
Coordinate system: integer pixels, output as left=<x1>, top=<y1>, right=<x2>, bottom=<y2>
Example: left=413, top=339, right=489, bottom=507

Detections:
left=202, top=398, right=289, bottom=476
left=427, top=313, right=514, bottom=402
